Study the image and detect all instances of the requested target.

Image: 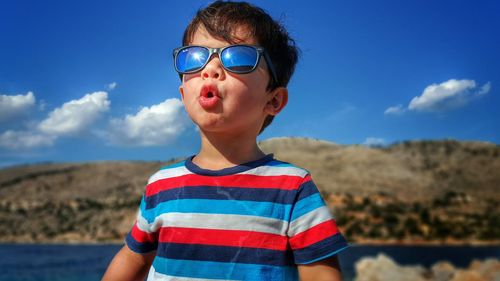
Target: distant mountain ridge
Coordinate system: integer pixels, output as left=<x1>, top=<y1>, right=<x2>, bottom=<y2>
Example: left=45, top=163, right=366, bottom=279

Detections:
left=260, top=137, right=499, bottom=201
left=0, top=137, right=498, bottom=243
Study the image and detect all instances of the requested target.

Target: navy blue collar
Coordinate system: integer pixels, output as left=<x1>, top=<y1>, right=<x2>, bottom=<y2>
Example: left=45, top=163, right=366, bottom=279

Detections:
left=185, top=154, right=274, bottom=176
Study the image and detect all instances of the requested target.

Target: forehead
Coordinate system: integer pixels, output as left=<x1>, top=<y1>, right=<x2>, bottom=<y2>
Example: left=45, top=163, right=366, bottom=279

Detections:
left=189, top=24, right=258, bottom=47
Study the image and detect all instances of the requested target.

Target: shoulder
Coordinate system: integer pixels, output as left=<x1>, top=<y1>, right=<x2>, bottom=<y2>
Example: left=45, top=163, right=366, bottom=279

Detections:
left=241, top=157, right=310, bottom=179
left=146, top=158, right=191, bottom=185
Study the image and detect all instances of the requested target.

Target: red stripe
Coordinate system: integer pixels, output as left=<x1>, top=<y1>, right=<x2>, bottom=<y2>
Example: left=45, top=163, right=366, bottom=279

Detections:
left=130, top=223, right=157, bottom=243
left=146, top=174, right=303, bottom=197
left=289, top=220, right=339, bottom=250
left=302, top=174, right=312, bottom=184
left=158, top=227, right=289, bottom=251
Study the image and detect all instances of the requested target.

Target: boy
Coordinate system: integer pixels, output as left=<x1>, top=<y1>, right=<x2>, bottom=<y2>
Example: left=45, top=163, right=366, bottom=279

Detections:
left=102, top=1, right=348, bottom=280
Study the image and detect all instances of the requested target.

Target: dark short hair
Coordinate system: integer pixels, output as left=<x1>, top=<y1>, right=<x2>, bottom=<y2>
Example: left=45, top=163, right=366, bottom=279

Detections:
left=182, top=0, right=299, bottom=133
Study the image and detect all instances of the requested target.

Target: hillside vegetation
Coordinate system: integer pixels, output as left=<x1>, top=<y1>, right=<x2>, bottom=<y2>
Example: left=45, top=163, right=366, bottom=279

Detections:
left=260, top=137, right=499, bottom=201
left=0, top=137, right=498, bottom=244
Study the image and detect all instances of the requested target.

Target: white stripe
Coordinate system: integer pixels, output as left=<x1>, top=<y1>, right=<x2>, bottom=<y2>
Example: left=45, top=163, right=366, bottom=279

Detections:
left=148, top=166, right=192, bottom=184
left=136, top=210, right=162, bottom=234
left=139, top=212, right=289, bottom=236
left=238, top=165, right=308, bottom=177
left=148, top=266, right=236, bottom=281
left=288, top=206, right=333, bottom=237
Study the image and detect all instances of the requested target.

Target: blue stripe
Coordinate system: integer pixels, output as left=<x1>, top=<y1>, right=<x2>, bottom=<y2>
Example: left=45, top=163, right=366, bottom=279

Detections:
left=139, top=195, right=157, bottom=223
left=290, top=193, right=326, bottom=221
left=157, top=242, right=294, bottom=266
left=296, top=180, right=319, bottom=201
left=125, top=232, right=157, bottom=254
left=293, top=233, right=349, bottom=264
left=301, top=245, right=350, bottom=264
left=145, top=186, right=297, bottom=209
left=159, top=160, right=186, bottom=170
left=143, top=198, right=291, bottom=223
left=264, top=160, right=295, bottom=167
left=152, top=256, right=298, bottom=280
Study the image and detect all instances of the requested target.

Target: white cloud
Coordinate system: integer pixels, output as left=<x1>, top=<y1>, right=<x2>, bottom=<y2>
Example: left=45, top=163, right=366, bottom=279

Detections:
left=385, top=79, right=492, bottom=115
left=363, top=137, right=386, bottom=147
left=106, top=82, right=117, bottom=91
left=0, top=91, right=36, bottom=121
left=384, top=104, right=405, bottom=115
left=408, top=79, right=491, bottom=112
left=477, top=82, right=491, bottom=96
left=0, top=130, right=56, bottom=150
left=38, top=91, right=110, bottom=136
left=0, top=90, right=113, bottom=150
left=108, top=98, right=190, bottom=146
left=0, top=90, right=191, bottom=151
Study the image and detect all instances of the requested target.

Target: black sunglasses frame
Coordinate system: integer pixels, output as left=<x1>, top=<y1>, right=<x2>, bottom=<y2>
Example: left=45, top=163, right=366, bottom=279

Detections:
left=173, top=44, right=278, bottom=84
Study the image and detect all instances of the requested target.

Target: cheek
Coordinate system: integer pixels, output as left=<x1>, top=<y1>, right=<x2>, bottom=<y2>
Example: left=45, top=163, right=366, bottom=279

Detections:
left=181, top=81, right=198, bottom=101
left=245, top=80, right=269, bottom=106
left=227, top=90, right=267, bottom=115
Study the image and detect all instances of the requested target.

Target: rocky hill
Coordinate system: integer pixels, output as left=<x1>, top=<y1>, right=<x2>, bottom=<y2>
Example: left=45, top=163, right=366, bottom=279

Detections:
left=0, top=137, right=498, bottom=244
left=355, top=254, right=500, bottom=281
left=259, top=137, right=500, bottom=201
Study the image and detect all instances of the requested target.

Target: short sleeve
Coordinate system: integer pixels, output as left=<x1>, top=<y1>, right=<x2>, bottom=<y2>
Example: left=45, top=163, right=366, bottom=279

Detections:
left=287, top=174, right=349, bottom=264
left=125, top=193, right=159, bottom=254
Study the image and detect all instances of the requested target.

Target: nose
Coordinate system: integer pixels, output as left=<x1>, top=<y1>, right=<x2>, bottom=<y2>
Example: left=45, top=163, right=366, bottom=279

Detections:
left=201, top=55, right=224, bottom=80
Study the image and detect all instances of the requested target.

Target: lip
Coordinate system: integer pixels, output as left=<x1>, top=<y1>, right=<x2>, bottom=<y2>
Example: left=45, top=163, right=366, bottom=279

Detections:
left=199, top=84, right=221, bottom=110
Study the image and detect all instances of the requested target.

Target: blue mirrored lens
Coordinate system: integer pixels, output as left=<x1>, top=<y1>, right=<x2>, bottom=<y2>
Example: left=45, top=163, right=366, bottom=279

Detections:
left=176, top=47, right=209, bottom=72
left=221, top=46, right=258, bottom=72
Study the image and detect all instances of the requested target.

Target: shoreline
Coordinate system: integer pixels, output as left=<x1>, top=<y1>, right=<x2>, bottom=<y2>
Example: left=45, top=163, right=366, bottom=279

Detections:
left=352, top=239, right=500, bottom=246
left=1, top=240, right=499, bottom=246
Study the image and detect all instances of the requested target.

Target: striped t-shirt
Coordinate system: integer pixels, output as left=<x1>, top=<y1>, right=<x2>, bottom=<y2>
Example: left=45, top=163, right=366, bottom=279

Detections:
left=126, top=154, right=348, bottom=281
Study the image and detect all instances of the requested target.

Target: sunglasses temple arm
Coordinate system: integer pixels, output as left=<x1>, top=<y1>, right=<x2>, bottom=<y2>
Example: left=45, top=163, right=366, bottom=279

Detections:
left=263, top=52, right=278, bottom=86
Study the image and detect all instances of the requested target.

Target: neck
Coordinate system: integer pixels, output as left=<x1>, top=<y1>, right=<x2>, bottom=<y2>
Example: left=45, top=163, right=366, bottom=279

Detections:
left=193, top=129, right=266, bottom=170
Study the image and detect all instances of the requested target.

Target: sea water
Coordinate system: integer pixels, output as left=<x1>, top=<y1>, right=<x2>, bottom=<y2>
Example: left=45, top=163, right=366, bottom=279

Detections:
left=0, top=244, right=498, bottom=281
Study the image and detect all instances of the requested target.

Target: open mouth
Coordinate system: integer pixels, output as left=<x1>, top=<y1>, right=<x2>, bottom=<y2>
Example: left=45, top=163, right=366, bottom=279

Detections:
left=200, top=84, right=219, bottom=99
left=199, top=84, right=220, bottom=109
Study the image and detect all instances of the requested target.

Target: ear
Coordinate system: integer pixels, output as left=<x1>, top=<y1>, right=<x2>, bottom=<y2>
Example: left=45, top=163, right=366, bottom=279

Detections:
left=179, top=85, right=185, bottom=102
left=265, top=87, right=288, bottom=116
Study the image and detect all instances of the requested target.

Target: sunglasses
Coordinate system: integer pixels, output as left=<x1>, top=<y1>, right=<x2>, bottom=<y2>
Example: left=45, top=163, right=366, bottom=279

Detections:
left=173, top=44, right=277, bottom=83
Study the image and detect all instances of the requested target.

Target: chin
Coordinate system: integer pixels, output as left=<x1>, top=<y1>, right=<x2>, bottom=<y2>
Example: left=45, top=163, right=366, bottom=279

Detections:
left=193, top=118, right=226, bottom=132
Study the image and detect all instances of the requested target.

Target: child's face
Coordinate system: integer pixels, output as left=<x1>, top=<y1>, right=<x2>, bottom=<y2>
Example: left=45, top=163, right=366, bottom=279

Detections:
left=179, top=25, right=276, bottom=136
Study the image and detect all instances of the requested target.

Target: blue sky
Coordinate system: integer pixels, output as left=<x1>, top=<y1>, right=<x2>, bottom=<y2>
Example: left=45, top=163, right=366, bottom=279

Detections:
left=1, top=0, right=499, bottom=167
